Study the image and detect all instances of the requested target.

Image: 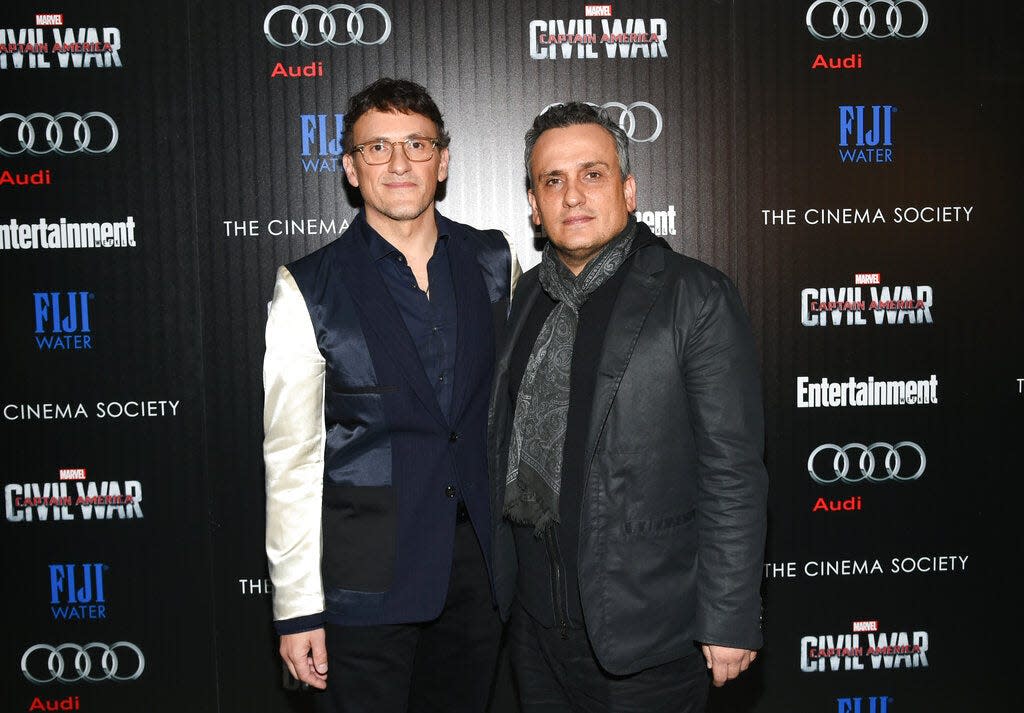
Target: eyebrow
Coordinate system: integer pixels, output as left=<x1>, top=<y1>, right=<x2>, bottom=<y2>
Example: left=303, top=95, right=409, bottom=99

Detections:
left=537, top=160, right=611, bottom=180
left=359, top=133, right=433, bottom=143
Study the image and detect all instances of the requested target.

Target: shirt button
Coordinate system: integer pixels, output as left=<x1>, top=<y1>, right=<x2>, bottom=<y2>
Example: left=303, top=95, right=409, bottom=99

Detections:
left=438, top=373, right=446, bottom=383
left=449, top=432, right=458, bottom=443
left=445, top=485, right=456, bottom=498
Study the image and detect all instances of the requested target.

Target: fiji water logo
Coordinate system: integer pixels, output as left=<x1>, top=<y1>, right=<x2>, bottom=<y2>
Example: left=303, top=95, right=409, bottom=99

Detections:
left=34, top=291, right=93, bottom=350
left=300, top=113, right=344, bottom=173
left=838, top=105, right=896, bottom=163
left=49, top=563, right=107, bottom=620
left=838, top=696, right=893, bottom=713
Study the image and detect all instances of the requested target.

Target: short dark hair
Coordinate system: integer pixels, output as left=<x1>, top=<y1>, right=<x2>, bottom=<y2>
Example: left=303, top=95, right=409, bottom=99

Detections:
left=524, top=102, right=631, bottom=186
left=343, top=77, right=451, bottom=152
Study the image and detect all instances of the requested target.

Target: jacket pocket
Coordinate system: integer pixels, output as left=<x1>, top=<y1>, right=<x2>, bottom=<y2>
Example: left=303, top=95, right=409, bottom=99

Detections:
left=321, top=484, right=396, bottom=592
left=623, top=509, right=695, bottom=539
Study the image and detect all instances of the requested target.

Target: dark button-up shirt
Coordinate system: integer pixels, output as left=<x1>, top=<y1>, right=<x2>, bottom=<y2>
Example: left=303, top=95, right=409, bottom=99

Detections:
left=363, top=219, right=458, bottom=421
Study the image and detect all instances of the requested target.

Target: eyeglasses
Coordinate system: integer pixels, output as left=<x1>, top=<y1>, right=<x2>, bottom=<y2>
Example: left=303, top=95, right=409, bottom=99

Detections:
left=352, top=137, right=441, bottom=165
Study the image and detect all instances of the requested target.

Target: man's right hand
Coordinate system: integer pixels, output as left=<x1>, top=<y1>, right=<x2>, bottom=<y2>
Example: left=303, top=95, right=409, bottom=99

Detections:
left=279, top=628, right=328, bottom=689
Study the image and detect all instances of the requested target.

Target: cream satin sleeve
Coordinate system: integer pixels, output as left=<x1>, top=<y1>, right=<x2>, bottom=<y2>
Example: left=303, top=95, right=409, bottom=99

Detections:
left=263, top=265, right=326, bottom=623
left=500, top=229, right=523, bottom=296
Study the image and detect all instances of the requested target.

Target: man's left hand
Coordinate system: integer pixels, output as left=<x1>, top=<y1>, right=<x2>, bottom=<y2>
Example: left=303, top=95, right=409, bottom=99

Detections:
left=700, top=644, right=757, bottom=687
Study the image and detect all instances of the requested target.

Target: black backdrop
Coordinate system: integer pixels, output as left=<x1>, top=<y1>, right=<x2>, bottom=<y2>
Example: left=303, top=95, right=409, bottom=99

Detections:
left=2, top=1, right=1021, bottom=711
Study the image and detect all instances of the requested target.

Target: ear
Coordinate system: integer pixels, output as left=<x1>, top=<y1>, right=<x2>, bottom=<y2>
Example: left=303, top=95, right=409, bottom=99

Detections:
left=342, top=153, right=359, bottom=188
left=436, top=147, right=450, bottom=182
left=623, top=174, right=637, bottom=212
left=527, top=188, right=541, bottom=226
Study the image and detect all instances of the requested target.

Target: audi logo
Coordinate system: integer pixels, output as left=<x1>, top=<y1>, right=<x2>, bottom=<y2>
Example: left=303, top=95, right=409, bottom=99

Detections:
left=0, top=112, right=118, bottom=156
left=21, top=642, right=145, bottom=684
left=808, top=442, right=925, bottom=484
left=806, top=0, right=928, bottom=40
left=541, top=101, right=663, bottom=143
left=264, top=4, right=391, bottom=47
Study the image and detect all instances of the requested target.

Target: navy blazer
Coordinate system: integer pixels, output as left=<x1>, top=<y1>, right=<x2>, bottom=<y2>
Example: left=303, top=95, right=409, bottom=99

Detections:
left=267, top=211, right=512, bottom=631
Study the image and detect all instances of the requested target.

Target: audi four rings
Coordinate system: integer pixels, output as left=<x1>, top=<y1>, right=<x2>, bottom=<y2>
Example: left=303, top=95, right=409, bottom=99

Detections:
left=264, top=4, right=391, bottom=47
left=21, top=642, right=145, bottom=684
left=807, top=442, right=926, bottom=484
left=0, top=112, right=119, bottom=156
left=541, top=101, right=663, bottom=143
left=806, top=0, right=928, bottom=39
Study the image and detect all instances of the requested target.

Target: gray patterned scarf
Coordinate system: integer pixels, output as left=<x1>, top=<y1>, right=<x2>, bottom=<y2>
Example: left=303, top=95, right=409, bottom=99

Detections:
left=504, top=217, right=637, bottom=533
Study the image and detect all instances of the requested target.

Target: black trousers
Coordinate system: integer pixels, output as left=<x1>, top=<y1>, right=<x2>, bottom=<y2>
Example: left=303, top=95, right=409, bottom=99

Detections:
left=315, top=517, right=502, bottom=713
left=508, top=603, right=710, bottom=713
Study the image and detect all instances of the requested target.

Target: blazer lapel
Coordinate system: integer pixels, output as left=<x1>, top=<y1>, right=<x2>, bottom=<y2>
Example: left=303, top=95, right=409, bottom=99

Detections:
left=447, top=233, right=491, bottom=425
left=487, top=270, right=542, bottom=481
left=334, top=233, right=448, bottom=429
left=582, top=245, right=665, bottom=477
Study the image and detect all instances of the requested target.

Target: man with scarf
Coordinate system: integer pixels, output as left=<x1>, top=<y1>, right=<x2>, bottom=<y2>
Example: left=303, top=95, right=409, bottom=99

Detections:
left=488, top=102, right=768, bottom=712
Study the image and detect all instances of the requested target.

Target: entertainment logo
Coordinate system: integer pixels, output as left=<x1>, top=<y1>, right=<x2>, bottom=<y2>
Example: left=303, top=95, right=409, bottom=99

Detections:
left=636, top=205, right=676, bottom=237
left=34, top=290, right=93, bottom=350
left=0, top=216, right=136, bottom=251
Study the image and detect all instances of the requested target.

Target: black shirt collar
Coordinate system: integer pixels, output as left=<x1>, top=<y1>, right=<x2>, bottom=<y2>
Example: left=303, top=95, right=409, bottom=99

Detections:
left=358, top=209, right=451, bottom=263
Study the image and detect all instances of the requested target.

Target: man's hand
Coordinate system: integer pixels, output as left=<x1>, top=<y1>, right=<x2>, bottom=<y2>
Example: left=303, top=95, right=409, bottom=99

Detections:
left=700, top=644, right=757, bottom=687
left=280, top=628, right=328, bottom=690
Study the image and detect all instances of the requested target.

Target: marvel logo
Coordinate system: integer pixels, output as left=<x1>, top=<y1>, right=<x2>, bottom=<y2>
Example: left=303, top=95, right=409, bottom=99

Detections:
left=59, top=468, right=87, bottom=481
left=35, top=13, right=64, bottom=26
left=852, top=620, right=879, bottom=632
left=585, top=5, right=613, bottom=17
left=854, top=272, right=881, bottom=285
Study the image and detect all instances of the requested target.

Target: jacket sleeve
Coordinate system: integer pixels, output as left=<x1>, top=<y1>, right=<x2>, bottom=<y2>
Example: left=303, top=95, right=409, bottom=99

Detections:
left=503, top=230, right=523, bottom=296
left=684, top=274, right=768, bottom=651
left=263, top=265, right=327, bottom=634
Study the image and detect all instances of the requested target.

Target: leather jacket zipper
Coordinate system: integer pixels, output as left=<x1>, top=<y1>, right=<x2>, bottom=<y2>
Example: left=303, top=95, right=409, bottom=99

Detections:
left=543, top=528, right=570, bottom=639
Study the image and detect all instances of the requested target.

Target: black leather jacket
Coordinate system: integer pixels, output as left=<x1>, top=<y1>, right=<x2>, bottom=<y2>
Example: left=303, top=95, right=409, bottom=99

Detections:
left=488, top=225, right=768, bottom=675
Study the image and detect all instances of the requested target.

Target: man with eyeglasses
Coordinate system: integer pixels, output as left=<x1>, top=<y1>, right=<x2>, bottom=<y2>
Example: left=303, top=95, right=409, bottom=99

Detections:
left=263, top=77, right=519, bottom=713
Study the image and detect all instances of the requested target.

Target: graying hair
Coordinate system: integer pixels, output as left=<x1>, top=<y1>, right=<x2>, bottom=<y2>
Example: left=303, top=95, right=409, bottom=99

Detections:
left=524, top=102, right=631, bottom=186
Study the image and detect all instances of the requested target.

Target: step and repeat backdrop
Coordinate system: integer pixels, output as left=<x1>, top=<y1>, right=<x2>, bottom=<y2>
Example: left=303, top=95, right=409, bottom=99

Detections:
left=2, top=1, right=1021, bottom=712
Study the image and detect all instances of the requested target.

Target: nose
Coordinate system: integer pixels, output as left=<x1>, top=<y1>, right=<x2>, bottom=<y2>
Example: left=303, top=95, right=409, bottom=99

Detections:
left=563, top=179, right=584, bottom=207
left=387, top=142, right=411, bottom=173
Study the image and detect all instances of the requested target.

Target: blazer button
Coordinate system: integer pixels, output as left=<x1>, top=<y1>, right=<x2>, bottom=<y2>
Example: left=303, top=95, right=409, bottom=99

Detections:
left=448, top=431, right=459, bottom=443
left=445, top=485, right=456, bottom=498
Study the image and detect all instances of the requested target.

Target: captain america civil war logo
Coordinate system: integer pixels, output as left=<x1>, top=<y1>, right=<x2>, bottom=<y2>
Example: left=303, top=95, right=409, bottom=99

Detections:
left=0, top=12, right=122, bottom=70
left=800, top=275, right=933, bottom=326
left=5, top=466, right=143, bottom=523
left=528, top=6, right=667, bottom=60
left=800, top=620, right=929, bottom=672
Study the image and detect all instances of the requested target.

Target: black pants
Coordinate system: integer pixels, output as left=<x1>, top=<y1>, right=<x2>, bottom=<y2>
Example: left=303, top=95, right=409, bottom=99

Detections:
left=315, top=519, right=502, bottom=713
left=509, top=603, right=710, bottom=713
